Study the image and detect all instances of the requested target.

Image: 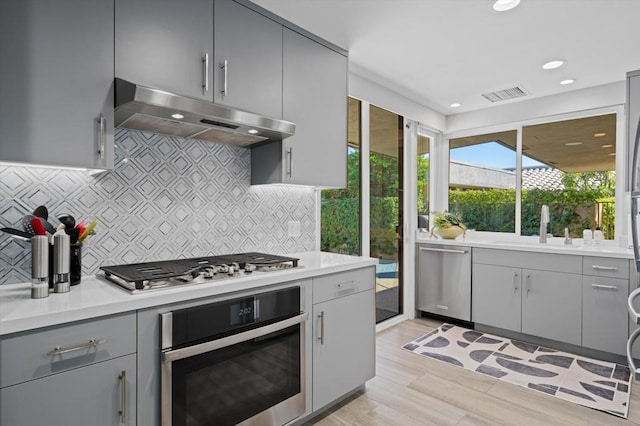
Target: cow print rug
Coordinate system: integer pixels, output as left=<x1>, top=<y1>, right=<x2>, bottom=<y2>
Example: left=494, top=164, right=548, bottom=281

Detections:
left=402, top=324, right=631, bottom=418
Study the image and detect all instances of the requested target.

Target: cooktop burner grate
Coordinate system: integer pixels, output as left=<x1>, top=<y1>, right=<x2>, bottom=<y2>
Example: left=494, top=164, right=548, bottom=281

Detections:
left=99, top=252, right=299, bottom=291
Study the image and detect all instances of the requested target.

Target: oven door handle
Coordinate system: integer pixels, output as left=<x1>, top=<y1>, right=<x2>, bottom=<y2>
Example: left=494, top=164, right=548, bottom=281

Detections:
left=162, top=312, right=308, bottom=363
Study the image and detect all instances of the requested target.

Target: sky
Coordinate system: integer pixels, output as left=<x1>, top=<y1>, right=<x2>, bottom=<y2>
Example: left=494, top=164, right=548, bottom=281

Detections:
left=450, top=141, right=544, bottom=169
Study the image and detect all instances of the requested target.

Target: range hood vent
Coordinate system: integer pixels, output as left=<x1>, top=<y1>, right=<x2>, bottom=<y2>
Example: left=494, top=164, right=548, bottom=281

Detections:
left=114, top=78, right=295, bottom=146
left=481, top=86, right=528, bottom=103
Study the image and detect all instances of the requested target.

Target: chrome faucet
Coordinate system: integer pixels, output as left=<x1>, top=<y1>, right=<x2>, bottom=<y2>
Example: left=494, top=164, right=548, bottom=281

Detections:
left=539, top=205, right=550, bottom=243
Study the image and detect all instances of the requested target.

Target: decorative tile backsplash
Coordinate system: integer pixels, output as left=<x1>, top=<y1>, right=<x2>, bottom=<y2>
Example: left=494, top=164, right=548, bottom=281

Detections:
left=0, top=129, right=317, bottom=284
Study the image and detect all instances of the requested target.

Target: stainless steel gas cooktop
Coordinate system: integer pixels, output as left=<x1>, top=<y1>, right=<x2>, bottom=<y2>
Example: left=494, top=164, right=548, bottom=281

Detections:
left=100, top=252, right=299, bottom=293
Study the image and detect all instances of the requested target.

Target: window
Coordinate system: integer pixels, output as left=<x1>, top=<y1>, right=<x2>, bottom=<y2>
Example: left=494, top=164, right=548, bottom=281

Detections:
left=448, top=131, right=517, bottom=233
left=521, top=114, right=616, bottom=239
left=447, top=113, right=617, bottom=238
left=417, top=131, right=430, bottom=230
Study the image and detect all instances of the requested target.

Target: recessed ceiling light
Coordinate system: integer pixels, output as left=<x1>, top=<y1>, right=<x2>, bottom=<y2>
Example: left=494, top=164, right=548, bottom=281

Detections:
left=171, top=113, right=184, bottom=120
left=450, top=103, right=461, bottom=108
left=564, top=141, right=582, bottom=146
left=248, top=129, right=259, bottom=134
left=594, top=132, right=607, bottom=138
left=601, top=144, right=613, bottom=148
left=608, top=152, right=616, bottom=156
left=542, top=60, right=566, bottom=70
left=493, top=0, right=521, bottom=12
left=560, top=79, right=575, bottom=85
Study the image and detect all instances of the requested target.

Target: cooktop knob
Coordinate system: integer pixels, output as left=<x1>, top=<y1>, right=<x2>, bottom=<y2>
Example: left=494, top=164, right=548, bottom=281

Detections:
left=244, top=263, right=256, bottom=273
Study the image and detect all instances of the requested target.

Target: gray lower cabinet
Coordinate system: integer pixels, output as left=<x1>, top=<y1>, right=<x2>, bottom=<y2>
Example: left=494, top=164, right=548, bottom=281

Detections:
left=581, top=256, right=630, bottom=356
left=582, top=276, right=629, bottom=355
left=0, top=312, right=137, bottom=425
left=473, top=249, right=583, bottom=345
left=472, top=263, right=521, bottom=332
left=472, top=262, right=582, bottom=345
left=0, top=354, right=136, bottom=426
left=0, top=0, right=114, bottom=170
left=521, top=269, right=582, bottom=345
left=312, top=268, right=375, bottom=411
left=115, top=0, right=214, bottom=101
left=472, top=248, right=633, bottom=355
left=251, top=28, right=348, bottom=187
left=214, top=0, right=282, bottom=118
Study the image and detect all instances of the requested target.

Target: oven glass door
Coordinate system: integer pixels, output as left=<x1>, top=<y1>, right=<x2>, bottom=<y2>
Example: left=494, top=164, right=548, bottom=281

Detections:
left=166, top=322, right=303, bottom=426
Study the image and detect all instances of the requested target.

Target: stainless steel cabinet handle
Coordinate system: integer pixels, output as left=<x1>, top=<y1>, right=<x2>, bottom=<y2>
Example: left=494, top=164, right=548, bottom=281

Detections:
left=591, top=265, right=618, bottom=271
left=202, top=54, right=209, bottom=94
left=591, top=283, right=618, bottom=290
left=418, top=247, right=468, bottom=254
left=47, top=338, right=106, bottom=357
left=221, top=59, right=228, bottom=97
left=513, top=272, right=519, bottom=293
left=98, top=113, right=105, bottom=160
left=318, top=311, right=325, bottom=344
left=287, top=147, right=293, bottom=178
left=525, top=275, right=531, bottom=294
left=337, top=280, right=357, bottom=288
left=119, top=370, right=127, bottom=424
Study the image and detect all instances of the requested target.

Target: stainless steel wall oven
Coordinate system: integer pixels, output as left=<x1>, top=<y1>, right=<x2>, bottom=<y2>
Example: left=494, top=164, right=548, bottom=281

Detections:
left=160, top=286, right=307, bottom=425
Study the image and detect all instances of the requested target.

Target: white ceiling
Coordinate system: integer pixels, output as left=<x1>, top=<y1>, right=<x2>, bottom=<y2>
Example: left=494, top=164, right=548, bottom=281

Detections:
left=251, top=0, right=640, bottom=115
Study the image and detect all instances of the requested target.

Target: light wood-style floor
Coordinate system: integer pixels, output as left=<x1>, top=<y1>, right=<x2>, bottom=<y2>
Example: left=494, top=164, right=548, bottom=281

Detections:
left=308, top=317, right=640, bottom=426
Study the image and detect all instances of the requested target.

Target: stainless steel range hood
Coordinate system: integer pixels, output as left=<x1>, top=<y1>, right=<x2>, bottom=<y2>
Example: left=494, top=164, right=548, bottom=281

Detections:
left=114, top=78, right=295, bottom=146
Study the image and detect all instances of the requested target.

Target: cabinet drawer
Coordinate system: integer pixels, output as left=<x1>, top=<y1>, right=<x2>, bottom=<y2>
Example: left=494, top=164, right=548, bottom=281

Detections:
left=313, top=267, right=375, bottom=304
left=0, top=312, right=136, bottom=388
left=473, top=248, right=582, bottom=274
left=582, top=256, right=629, bottom=279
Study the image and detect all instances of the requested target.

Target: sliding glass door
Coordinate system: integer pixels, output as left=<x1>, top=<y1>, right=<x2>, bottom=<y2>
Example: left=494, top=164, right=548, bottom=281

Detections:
left=370, top=105, right=403, bottom=323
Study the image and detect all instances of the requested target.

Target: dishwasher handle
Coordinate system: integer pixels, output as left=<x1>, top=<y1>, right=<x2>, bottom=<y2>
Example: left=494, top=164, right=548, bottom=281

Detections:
left=419, top=247, right=468, bottom=255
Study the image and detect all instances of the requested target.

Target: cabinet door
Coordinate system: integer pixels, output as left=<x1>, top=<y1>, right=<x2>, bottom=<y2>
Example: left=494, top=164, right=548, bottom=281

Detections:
left=0, top=354, right=136, bottom=426
left=0, top=0, right=114, bottom=170
left=583, top=276, right=629, bottom=355
left=283, top=28, right=348, bottom=187
left=312, top=290, right=375, bottom=411
left=472, top=264, right=521, bottom=332
left=214, top=0, right=282, bottom=118
left=521, top=269, right=582, bottom=345
left=115, top=0, right=213, bottom=101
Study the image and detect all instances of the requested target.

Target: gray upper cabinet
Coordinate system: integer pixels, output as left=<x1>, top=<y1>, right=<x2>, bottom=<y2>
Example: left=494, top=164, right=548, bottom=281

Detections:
left=251, top=29, right=348, bottom=187
left=115, top=0, right=214, bottom=101
left=214, top=0, right=282, bottom=118
left=0, top=0, right=114, bottom=170
left=282, top=28, right=348, bottom=187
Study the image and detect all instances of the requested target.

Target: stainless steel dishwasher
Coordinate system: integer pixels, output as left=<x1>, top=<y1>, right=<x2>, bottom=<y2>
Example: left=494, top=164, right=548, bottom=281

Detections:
left=416, top=243, right=471, bottom=321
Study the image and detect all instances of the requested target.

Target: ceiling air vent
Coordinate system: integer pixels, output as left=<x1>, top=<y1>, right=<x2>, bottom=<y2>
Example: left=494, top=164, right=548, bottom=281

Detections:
left=481, top=86, right=528, bottom=103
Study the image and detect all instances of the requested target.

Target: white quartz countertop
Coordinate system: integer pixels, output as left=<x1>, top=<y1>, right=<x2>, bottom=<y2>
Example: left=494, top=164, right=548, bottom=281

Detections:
left=0, top=251, right=377, bottom=336
left=415, top=232, right=634, bottom=259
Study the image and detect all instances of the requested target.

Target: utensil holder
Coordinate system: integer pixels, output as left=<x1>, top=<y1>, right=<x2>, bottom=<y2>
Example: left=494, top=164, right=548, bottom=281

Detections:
left=70, top=243, right=82, bottom=286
